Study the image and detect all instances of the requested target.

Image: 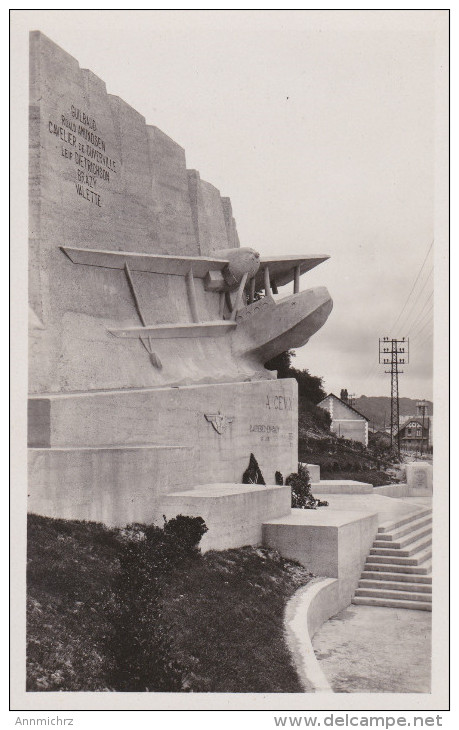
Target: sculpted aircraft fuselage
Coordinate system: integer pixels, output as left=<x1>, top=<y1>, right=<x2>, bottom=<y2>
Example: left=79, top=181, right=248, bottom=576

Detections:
left=61, top=244, right=333, bottom=378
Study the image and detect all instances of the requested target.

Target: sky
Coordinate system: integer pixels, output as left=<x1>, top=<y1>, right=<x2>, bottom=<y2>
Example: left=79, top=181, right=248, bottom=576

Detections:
left=13, top=9, right=447, bottom=400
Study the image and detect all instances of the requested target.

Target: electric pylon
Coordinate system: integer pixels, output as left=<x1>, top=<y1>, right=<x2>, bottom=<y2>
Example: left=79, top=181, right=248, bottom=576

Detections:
left=379, top=337, right=409, bottom=454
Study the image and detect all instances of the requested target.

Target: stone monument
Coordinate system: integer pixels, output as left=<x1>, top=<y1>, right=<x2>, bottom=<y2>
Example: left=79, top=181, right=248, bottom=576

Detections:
left=28, top=32, right=333, bottom=543
left=405, top=462, right=433, bottom=496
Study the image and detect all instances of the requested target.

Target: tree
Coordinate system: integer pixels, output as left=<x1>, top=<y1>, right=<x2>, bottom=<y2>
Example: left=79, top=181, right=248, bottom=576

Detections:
left=265, top=350, right=327, bottom=404
left=264, top=350, right=294, bottom=378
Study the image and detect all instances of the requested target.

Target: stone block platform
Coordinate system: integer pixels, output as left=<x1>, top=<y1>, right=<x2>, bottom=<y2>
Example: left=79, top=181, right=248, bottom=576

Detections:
left=263, top=492, right=431, bottom=613
left=310, top=479, right=373, bottom=494
left=28, top=379, right=298, bottom=500
left=160, top=483, right=291, bottom=552
left=263, top=507, right=378, bottom=608
left=28, top=445, right=193, bottom=527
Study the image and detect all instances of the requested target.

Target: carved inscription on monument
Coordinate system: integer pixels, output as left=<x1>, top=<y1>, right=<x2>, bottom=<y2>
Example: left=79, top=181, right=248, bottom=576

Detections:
left=249, top=424, right=280, bottom=443
left=414, top=469, right=427, bottom=490
left=266, top=395, right=293, bottom=411
left=47, top=105, right=117, bottom=207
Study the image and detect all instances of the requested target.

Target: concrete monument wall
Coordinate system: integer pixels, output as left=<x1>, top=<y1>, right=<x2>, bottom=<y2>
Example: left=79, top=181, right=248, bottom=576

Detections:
left=29, top=31, right=247, bottom=394
left=28, top=32, right=333, bottom=529
left=28, top=379, right=298, bottom=483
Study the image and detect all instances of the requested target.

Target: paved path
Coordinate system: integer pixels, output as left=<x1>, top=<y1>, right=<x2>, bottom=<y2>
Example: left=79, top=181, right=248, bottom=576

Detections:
left=312, top=604, right=431, bottom=693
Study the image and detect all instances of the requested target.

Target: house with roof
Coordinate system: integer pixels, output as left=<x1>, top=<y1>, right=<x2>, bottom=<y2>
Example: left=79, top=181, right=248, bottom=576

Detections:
left=397, top=416, right=432, bottom=453
left=317, top=393, right=369, bottom=446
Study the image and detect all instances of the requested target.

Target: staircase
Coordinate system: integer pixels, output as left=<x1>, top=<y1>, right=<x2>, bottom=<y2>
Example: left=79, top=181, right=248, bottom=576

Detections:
left=352, top=507, right=432, bottom=611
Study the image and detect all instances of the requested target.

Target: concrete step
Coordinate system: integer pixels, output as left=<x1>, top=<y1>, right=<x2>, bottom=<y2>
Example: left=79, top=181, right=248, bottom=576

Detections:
left=355, top=587, right=432, bottom=602
left=366, top=546, right=432, bottom=566
left=359, top=578, right=432, bottom=593
left=361, top=569, right=432, bottom=583
left=378, top=508, right=432, bottom=534
left=364, top=561, right=431, bottom=575
left=373, top=523, right=432, bottom=549
left=376, top=515, right=432, bottom=542
left=370, top=534, right=432, bottom=557
left=352, top=596, right=432, bottom=611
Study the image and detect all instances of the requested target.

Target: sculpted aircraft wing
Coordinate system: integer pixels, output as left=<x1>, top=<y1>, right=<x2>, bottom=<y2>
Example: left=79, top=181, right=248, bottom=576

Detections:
left=59, top=247, right=331, bottom=347
left=253, top=254, right=330, bottom=290
left=60, top=246, right=230, bottom=277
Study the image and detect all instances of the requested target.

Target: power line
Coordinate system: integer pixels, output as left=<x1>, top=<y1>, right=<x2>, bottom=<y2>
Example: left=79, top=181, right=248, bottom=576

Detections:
left=412, top=317, right=433, bottom=341
left=390, top=239, right=433, bottom=333
left=408, top=304, right=433, bottom=338
left=395, top=265, right=433, bottom=336
left=411, top=330, right=433, bottom=355
left=406, top=291, right=433, bottom=335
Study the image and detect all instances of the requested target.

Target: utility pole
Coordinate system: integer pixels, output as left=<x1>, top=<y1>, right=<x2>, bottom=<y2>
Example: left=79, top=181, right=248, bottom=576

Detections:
left=417, top=400, right=428, bottom=457
left=379, top=337, right=409, bottom=455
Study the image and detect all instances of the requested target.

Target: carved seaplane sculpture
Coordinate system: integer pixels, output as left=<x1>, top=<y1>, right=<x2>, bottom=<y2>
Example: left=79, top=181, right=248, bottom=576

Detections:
left=60, top=243, right=333, bottom=373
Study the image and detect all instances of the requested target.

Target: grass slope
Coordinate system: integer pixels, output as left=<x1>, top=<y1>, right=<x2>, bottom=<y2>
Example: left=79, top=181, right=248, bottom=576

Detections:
left=27, top=515, right=313, bottom=693
left=27, top=515, right=119, bottom=691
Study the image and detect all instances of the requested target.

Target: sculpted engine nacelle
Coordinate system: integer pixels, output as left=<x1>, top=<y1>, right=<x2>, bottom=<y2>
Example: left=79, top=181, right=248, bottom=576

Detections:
left=213, top=247, right=261, bottom=291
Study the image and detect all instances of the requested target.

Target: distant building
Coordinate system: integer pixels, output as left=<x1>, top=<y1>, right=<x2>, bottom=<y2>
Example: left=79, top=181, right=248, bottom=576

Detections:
left=397, top=416, right=432, bottom=453
left=369, top=428, right=391, bottom=446
left=397, top=400, right=433, bottom=453
left=317, top=393, right=369, bottom=446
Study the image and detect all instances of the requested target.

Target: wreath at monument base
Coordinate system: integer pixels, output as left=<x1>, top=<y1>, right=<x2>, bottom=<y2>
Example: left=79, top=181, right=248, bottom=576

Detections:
left=285, top=464, right=329, bottom=510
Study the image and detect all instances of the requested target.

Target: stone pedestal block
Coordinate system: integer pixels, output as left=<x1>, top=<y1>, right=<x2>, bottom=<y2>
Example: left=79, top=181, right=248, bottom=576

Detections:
left=263, top=508, right=378, bottom=609
left=28, top=445, right=193, bottom=526
left=310, top=479, right=373, bottom=494
left=161, top=483, right=291, bottom=552
left=28, top=379, right=298, bottom=494
left=406, top=462, right=433, bottom=495
left=301, top=463, right=320, bottom=482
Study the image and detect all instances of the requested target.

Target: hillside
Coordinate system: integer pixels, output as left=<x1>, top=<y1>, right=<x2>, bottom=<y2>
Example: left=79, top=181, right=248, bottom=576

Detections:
left=297, top=397, right=399, bottom=486
left=265, top=354, right=403, bottom=486
left=27, top=515, right=314, bottom=693
left=354, top=396, right=433, bottom=430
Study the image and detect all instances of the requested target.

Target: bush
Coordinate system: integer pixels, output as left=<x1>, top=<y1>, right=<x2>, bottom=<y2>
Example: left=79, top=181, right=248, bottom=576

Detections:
left=105, top=515, right=208, bottom=692
left=285, top=464, right=328, bottom=509
left=163, top=514, right=208, bottom=556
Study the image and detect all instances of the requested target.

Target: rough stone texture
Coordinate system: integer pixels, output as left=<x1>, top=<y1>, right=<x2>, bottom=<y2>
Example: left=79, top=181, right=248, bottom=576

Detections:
left=405, top=462, right=433, bottom=496
left=160, top=483, right=291, bottom=552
